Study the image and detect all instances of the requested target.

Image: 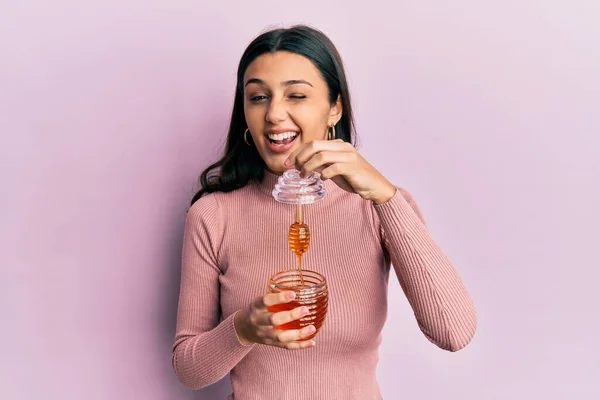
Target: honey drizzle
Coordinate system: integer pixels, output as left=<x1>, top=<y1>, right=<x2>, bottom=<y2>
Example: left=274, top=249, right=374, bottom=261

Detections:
left=289, top=203, right=310, bottom=286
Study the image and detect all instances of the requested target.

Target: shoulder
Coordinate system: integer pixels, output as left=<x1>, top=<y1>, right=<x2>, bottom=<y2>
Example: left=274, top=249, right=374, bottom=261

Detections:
left=188, top=192, right=221, bottom=220
left=184, top=193, right=227, bottom=254
left=186, top=185, right=263, bottom=222
left=185, top=193, right=229, bottom=239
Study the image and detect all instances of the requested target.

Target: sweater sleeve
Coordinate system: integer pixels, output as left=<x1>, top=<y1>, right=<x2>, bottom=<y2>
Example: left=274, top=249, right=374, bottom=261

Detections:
left=372, top=188, right=477, bottom=351
left=172, top=195, right=255, bottom=389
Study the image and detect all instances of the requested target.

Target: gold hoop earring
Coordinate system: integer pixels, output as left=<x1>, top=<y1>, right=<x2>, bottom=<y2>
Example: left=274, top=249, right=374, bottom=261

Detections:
left=327, top=125, right=336, bottom=141
left=244, top=128, right=253, bottom=146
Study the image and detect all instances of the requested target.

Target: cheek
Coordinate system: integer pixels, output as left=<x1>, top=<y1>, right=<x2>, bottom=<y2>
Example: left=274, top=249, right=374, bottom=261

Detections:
left=244, top=103, right=263, bottom=120
left=244, top=105, right=267, bottom=131
left=297, top=116, right=327, bottom=142
left=292, top=109, right=329, bottom=138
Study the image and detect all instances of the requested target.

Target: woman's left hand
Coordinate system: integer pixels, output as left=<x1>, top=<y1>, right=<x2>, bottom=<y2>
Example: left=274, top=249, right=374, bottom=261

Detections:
left=284, top=139, right=397, bottom=205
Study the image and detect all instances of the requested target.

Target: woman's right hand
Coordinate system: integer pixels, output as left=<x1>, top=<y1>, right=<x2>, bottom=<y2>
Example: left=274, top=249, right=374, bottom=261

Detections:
left=234, top=291, right=316, bottom=349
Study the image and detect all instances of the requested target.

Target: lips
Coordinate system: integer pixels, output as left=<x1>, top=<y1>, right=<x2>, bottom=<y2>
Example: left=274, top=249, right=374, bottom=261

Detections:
left=267, top=131, right=300, bottom=144
left=264, top=131, right=300, bottom=153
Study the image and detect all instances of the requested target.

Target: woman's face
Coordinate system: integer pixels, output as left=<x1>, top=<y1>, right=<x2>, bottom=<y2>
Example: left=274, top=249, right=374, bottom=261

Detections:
left=243, top=51, right=342, bottom=174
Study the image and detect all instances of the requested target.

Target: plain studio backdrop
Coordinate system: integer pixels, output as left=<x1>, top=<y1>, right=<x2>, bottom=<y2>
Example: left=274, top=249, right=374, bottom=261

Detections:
left=1, top=1, right=599, bottom=399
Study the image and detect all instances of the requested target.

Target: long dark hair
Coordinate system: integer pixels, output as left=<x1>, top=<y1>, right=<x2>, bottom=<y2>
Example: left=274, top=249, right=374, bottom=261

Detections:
left=191, top=25, right=357, bottom=205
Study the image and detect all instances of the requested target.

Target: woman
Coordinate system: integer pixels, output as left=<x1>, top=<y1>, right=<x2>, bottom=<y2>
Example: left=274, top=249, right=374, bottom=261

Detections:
left=172, top=25, right=477, bottom=399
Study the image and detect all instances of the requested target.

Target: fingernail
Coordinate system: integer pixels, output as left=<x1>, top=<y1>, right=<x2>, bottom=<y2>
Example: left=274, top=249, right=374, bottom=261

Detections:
left=300, top=306, right=309, bottom=315
left=310, top=340, right=316, bottom=347
left=284, top=158, right=291, bottom=166
left=306, top=325, right=316, bottom=334
left=286, top=291, right=296, bottom=300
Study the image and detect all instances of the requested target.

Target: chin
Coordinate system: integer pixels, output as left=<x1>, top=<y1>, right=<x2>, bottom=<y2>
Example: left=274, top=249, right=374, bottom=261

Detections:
left=259, top=141, right=301, bottom=174
left=265, top=162, right=287, bottom=175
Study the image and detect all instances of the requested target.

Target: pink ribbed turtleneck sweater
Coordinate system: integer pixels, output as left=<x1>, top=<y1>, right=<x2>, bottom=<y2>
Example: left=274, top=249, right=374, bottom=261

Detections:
left=172, top=170, right=476, bottom=400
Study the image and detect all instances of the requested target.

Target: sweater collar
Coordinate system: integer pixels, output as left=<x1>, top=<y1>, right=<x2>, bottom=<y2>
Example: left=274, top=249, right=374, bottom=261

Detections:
left=256, top=168, right=280, bottom=197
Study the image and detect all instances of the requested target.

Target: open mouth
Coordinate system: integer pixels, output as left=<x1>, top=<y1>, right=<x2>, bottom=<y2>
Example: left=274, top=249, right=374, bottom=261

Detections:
left=267, top=131, right=300, bottom=146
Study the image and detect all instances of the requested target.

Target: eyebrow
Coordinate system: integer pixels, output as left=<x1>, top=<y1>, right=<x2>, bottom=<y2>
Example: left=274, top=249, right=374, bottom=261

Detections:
left=244, top=78, right=313, bottom=88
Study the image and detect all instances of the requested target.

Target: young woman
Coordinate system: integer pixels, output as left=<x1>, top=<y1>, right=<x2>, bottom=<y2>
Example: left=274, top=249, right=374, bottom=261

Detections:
left=172, top=24, right=477, bottom=400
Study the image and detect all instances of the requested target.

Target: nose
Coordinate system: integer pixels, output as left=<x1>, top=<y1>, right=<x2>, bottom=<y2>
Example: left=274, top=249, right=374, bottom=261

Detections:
left=265, top=97, right=287, bottom=124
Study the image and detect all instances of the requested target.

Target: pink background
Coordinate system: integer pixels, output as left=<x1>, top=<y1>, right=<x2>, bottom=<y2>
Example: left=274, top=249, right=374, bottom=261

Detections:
left=2, top=1, right=599, bottom=399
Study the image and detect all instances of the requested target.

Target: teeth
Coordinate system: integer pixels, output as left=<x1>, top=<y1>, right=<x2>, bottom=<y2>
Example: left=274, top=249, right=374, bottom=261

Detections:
left=268, top=131, right=299, bottom=141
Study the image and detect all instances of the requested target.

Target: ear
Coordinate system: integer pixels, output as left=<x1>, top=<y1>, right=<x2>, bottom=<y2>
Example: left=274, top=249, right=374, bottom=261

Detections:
left=328, top=94, right=343, bottom=126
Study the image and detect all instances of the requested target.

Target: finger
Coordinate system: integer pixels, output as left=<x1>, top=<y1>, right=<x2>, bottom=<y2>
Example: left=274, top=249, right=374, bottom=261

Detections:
left=263, top=337, right=316, bottom=350
left=320, top=163, right=347, bottom=181
left=253, top=305, right=309, bottom=327
left=285, top=139, right=346, bottom=169
left=321, top=164, right=355, bottom=193
left=295, top=140, right=345, bottom=167
left=284, top=339, right=316, bottom=350
left=270, top=305, right=310, bottom=327
left=301, top=151, right=353, bottom=176
left=276, top=325, right=317, bottom=343
left=262, top=337, right=287, bottom=348
left=254, top=291, right=296, bottom=310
